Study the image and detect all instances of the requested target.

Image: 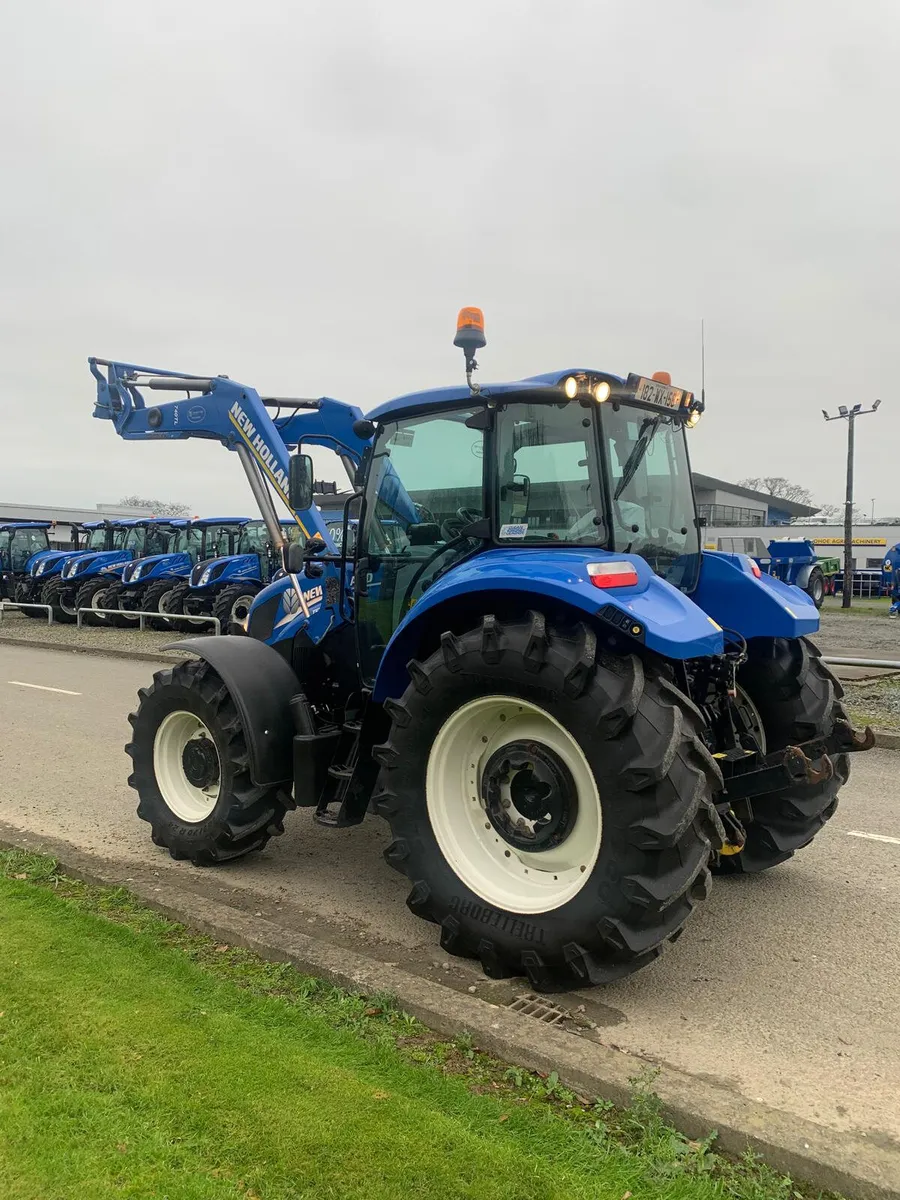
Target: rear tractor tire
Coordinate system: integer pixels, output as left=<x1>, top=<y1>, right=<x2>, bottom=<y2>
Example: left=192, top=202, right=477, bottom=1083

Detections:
left=717, top=636, right=848, bottom=875
left=75, top=578, right=113, bottom=625
left=375, top=613, right=725, bottom=992
left=13, top=580, right=43, bottom=619
left=41, top=577, right=78, bottom=624
left=125, top=657, right=293, bottom=864
left=212, top=584, right=260, bottom=635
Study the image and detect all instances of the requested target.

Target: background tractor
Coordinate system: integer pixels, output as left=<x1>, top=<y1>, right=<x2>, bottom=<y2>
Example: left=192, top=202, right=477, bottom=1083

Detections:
left=175, top=518, right=305, bottom=633
left=89, top=316, right=871, bottom=992
left=107, top=517, right=253, bottom=629
left=32, top=520, right=121, bottom=622
left=0, top=522, right=53, bottom=606
left=55, top=517, right=182, bottom=625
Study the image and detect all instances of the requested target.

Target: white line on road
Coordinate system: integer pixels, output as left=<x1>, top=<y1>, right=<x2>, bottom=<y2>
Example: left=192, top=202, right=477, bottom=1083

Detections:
left=7, top=680, right=82, bottom=696
left=846, top=829, right=900, bottom=846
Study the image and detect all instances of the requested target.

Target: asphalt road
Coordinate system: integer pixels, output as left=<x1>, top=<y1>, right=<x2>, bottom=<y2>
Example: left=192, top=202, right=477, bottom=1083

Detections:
left=1, top=642, right=899, bottom=1150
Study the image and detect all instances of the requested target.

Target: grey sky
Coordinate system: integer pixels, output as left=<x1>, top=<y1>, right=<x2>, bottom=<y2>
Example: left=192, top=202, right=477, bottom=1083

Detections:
left=2, top=0, right=898, bottom=518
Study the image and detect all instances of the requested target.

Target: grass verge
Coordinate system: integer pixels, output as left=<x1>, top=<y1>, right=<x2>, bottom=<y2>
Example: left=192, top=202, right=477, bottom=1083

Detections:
left=843, top=675, right=900, bottom=731
left=0, top=849, right=841, bottom=1200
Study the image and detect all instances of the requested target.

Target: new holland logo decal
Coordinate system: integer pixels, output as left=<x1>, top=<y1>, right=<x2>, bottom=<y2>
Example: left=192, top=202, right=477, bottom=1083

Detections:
left=275, top=580, right=324, bottom=629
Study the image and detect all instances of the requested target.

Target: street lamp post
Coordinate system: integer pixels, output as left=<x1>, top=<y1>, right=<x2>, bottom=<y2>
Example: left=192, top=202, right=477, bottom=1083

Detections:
left=823, top=401, right=881, bottom=609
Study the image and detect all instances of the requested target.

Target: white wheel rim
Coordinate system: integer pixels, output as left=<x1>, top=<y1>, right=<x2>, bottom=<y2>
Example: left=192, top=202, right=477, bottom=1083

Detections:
left=426, top=695, right=602, bottom=915
left=61, top=591, right=76, bottom=616
left=157, top=589, right=175, bottom=613
left=153, top=710, right=221, bottom=823
left=91, top=588, right=106, bottom=609
left=231, top=595, right=256, bottom=622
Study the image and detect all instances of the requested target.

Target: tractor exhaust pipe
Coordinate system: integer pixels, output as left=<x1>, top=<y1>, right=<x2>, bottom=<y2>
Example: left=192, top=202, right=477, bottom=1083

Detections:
left=235, top=444, right=287, bottom=553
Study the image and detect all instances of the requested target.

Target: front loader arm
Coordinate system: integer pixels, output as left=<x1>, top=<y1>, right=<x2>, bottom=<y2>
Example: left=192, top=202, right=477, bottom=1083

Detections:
left=89, top=358, right=365, bottom=547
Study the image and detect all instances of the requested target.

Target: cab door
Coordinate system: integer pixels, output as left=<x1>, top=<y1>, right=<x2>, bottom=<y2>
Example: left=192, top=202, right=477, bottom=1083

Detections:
left=355, top=408, right=487, bottom=684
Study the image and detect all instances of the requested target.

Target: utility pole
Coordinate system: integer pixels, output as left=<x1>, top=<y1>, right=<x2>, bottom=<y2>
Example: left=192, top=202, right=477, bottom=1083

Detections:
left=823, top=401, right=881, bottom=608
left=871, top=497, right=876, bottom=523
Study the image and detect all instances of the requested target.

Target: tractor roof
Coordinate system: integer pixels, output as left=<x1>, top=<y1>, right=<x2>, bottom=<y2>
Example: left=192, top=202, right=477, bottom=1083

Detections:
left=367, top=370, right=626, bottom=422
left=191, top=517, right=251, bottom=527
left=116, top=516, right=189, bottom=527
left=0, top=521, right=52, bottom=531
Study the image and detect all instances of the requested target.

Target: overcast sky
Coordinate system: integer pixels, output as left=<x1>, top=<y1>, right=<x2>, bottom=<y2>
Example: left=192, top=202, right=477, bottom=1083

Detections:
left=2, top=0, right=898, bottom=519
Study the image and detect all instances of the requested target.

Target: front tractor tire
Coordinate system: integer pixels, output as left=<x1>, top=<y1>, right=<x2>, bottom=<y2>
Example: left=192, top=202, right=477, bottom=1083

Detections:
left=720, top=637, right=848, bottom=874
left=41, top=577, right=78, bottom=624
left=212, top=584, right=260, bottom=635
left=125, top=658, right=293, bottom=864
left=13, top=580, right=43, bottom=619
left=75, top=578, right=113, bottom=625
left=376, top=613, right=724, bottom=992
left=143, top=578, right=184, bottom=631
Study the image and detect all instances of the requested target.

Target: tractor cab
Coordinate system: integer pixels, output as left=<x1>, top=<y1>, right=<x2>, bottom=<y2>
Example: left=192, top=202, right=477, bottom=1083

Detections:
left=0, top=522, right=52, bottom=598
left=349, top=366, right=704, bottom=680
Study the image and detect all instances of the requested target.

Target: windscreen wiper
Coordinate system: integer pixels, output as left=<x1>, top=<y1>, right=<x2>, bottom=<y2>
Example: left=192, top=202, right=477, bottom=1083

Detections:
left=614, top=417, right=660, bottom=500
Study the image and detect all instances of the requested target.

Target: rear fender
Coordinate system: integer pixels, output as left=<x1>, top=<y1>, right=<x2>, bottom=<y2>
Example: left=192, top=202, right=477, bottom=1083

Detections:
left=370, top=547, right=724, bottom=702
left=693, top=551, right=819, bottom=639
left=165, top=637, right=299, bottom=786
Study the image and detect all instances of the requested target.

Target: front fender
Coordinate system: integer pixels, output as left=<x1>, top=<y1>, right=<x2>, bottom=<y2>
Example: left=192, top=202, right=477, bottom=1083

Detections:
left=371, top=547, right=724, bottom=702
left=693, top=551, right=819, bottom=639
left=165, top=636, right=299, bottom=786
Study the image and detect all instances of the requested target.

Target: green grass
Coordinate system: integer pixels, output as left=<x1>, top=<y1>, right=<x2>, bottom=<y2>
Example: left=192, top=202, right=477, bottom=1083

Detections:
left=820, top=595, right=890, bottom=614
left=0, top=851, right=838, bottom=1200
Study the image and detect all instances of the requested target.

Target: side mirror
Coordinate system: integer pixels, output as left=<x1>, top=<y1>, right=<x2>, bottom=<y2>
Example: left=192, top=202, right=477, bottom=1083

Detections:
left=288, top=453, right=314, bottom=512
left=286, top=541, right=305, bottom=574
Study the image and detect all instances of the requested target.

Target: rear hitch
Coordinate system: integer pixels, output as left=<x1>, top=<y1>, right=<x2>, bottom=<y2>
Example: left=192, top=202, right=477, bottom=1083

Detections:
left=832, top=719, right=876, bottom=752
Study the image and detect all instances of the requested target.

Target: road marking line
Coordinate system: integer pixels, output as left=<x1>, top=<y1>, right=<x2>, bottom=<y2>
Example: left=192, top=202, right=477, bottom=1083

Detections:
left=7, top=680, right=82, bottom=696
left=846, top=830, right=900, bottom=846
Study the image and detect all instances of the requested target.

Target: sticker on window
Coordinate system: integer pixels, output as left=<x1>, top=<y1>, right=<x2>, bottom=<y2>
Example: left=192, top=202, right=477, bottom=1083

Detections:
left=499, top=523, right=528, bottom=539
left=390, top=429, right=415, bottom=448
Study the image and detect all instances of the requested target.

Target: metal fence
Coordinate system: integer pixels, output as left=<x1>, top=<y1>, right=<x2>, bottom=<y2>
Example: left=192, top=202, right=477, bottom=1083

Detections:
left=0, top=601, right=54, bottom=625
left=76, top=608, right=221, bottom=634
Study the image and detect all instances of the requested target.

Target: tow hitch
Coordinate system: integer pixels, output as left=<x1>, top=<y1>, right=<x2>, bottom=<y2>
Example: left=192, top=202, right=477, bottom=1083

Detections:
left=721, top=719, right=874, bottom=805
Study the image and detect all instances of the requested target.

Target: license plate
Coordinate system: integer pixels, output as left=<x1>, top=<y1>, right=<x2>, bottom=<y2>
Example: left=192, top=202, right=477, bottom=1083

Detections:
left=628, top=374, right=692, bottom=410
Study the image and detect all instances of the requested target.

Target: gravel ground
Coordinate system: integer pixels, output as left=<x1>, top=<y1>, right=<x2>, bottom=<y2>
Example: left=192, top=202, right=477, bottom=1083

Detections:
left=0, top=611, right=194, bottom=659
left=811, top=609, right=900, bottom=657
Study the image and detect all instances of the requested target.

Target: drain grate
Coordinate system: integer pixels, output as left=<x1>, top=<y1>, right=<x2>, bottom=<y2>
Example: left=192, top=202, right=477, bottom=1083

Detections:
left=507, top=993, right=567, bottom=1025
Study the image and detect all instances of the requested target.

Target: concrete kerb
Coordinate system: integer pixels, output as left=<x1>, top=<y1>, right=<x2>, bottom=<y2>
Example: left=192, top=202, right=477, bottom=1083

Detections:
left=1, top=822, right=897, bottom=1200
left=0, top=635, right=177, bottom=665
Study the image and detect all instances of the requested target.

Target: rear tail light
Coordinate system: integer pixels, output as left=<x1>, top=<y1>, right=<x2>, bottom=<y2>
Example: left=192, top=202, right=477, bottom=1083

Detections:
left=587, top=561, right=640, bottom=589
left=747, top=558, right=762, bottom=578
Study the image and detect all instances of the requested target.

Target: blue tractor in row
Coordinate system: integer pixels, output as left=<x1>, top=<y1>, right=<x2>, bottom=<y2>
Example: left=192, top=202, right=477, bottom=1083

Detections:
left=25, top=519, right=117, bottom=620
left=89, top=310, right=873, bottom=991
left=0, top=522, right=54, bottom=604
left=100, top=517, right=248, bottom=630
left=55, top=517, right=184, bottom=624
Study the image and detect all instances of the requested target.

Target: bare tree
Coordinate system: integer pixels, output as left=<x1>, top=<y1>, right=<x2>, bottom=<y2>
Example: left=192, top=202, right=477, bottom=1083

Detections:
left=119, top=495, right=190, bottom=517
left=738, top=477, right=813, bottom=506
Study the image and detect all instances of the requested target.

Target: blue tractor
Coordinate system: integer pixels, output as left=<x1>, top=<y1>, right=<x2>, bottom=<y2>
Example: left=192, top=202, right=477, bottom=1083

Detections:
left=57, top=517, right=184, bottom=625
left=89, top=311, right=873, bottom=991
left=107, top=517, right=253, bottom=629
left=0, top=522, right=53, bottom=605
left=175, top=517, right=305, bottom=633
left=34, top=520, right=124, bottom=622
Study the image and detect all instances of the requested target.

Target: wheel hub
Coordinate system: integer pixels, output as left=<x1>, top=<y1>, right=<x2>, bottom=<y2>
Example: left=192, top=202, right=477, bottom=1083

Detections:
left=481, top=740, right=578, bottom=852
left=181, top=736, right=220, bottom=789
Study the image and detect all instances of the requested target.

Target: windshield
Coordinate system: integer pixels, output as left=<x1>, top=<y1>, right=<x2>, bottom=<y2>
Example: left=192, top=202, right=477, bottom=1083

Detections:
left=5, top=529, right=50, bottom=571
left=494, top=399, right=699, bottom=590
left=173, top=527, right=203, bottom=560
left=87, top=527, right=109, bottom=550
left=237, top=523, right=268, bottom=555
left=601, top=405, right=700, bottom=590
